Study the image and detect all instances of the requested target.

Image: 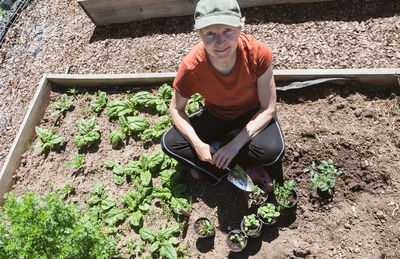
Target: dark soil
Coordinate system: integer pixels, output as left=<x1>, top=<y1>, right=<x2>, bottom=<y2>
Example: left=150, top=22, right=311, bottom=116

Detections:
left=9, top=80, right=400, bottom=258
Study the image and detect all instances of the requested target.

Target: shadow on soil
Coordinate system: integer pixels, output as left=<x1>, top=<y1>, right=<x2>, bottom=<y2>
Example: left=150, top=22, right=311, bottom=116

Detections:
left=89, top=0, right=399, bottom=42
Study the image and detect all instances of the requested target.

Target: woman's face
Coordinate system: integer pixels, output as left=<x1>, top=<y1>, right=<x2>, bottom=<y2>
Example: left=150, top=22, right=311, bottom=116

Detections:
left=200, top=24, right=241, bottom=63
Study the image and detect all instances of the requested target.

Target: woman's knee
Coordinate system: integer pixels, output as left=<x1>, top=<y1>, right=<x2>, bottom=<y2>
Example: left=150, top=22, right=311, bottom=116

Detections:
left=248, top=141, right=284, bottom=165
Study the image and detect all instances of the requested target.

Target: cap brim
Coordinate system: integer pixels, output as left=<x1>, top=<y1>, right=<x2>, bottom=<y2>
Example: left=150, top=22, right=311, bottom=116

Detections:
left=194, top=15, right=241, bottom=30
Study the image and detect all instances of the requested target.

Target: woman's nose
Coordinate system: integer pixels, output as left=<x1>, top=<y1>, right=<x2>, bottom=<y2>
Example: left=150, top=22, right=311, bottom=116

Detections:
left=215, top=33, right=223, bottom=44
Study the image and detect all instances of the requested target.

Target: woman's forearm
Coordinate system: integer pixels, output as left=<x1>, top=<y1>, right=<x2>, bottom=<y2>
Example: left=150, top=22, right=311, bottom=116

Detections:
left=169, top=107, right=203, bottom=147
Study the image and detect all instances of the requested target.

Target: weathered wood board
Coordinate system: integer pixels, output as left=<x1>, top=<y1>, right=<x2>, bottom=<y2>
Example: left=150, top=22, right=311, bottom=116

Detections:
left=77, top=0, right=334, bottom=25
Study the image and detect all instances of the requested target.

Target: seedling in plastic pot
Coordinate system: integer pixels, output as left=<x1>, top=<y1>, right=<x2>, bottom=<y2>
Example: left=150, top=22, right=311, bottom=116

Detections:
left=248, top=185, right=268, bottom=207
left=257, top=203, right=280, bottom=225
left=226, top=230, right=247, bottom=252
left=241, top=214, right=262, bottom=238
left=271, top=180, right=298, bottom=209
left=303, top=159, right=343, bottom=196
left=193, top=217, right=215, bottom=238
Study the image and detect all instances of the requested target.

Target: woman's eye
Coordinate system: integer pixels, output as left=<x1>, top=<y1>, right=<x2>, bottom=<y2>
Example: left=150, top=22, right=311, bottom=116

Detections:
left=224, top=29, right=234, bottom=35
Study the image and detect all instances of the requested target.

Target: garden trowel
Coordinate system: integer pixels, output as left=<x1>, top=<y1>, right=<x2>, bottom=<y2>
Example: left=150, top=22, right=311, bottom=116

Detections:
left=210, top=141, right=254, bottom=192
left=226, top=164, right=255, bottom=192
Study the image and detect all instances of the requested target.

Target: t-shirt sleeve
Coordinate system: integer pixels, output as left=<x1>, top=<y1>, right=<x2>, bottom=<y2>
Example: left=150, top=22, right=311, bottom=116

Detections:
left=253, top=41, right=273, bottom=77
left=173, top=62, right=196, bottom=99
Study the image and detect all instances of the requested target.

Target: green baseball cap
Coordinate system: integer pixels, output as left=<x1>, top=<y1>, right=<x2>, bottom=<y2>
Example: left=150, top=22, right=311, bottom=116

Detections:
left=194, top=0, right=242, bottom=30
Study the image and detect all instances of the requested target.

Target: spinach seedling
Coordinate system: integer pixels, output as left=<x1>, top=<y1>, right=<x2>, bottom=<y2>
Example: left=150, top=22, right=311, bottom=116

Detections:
left=86, top=182, right=127, bottom=227
left=229, top=233, right=247, bottom=249
left=51, top=93, right=73, bottom=116
left=186, top=93, right=204, bottom=114
left=74, top=116, right=100, bottom=148
left=132, top=83, right=172, bottom=115
left=257, top=203, right=280, bottom=223
left=139, top=225, right=180, bottom=258
left=107, top=98, right=138, bottom=118
left=243, top=214, right=260, bottom=232
left=109, top=129, right=123, bottom=148
left=104, top=161, right=125, bottom=185
left=139, top=115, right=171, bottom=141
left=66, top=153, right=84, bottom=171
left=119, top=116, right=149, bottom=138
left=67, top=87, right=79, bottom=99
left=248, top=185, right=267, bottom=206
left=90, top=90, right=107, bottom=113
left=303, top=159, right=343, bottom=195
left=35, top=126, right=65, bottom=154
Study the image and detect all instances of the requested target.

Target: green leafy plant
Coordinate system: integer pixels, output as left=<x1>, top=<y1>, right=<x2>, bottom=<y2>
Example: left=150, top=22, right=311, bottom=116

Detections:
left=104, top=161, right=125, bottom=185
left=35, top=126, right=65, bottom=154
left=0, top=192, right=119, bottom=258
left=186, top=93, right=204, bottom=114
left=90, top=90, right=107, bottom=113
left=86, top=182, right=127, bottom=227
left=126, top=238, right=145, bottom=257
left=106, top=98, right=137, bottom=118
left=303, top=159, right=343, bottom=195
left=119, top=116, right=149, bottom=138
left=271, top=180, right=295, bottom=208
left=67, top=87, right=79, bottom=98
left=132, top=83, right=172, bottom=115
left=242, top=214, right=260, bottom=232
left=139, top=115, right=171, bottom=141
left=74, top=116, right=100, bottom=148
left=121, top=187, right=153, bottom=227
left=51, top=94, right=73, bottom=116
left=139, top=225, right=180, bottom=259
left=55, top=183, right=75, bottom=198
left=197, top=218, right=214, bottom=236
left=155, top=169, right=192, bottom=215
left=257, top=203, right=280, bottom=223
left=248, top=185, right=267, bottom=206
left=229, top=232, right=246, bottom=249
left=66, top=153, right=84, bottom=171
left=109, top=129, right=123, bottom=148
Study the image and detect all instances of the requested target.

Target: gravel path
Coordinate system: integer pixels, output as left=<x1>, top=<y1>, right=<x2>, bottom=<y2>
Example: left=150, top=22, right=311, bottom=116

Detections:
left=0, top=0, right=399, bottom=171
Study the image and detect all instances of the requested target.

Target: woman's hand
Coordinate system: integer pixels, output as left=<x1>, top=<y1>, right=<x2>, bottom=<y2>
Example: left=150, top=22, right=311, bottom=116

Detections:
left=212, top=142, right=240, bottom=169
left=194, top=142, right=216, bottom=164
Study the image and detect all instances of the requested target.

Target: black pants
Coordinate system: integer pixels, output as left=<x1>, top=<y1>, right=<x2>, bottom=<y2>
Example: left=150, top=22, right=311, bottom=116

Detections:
left=161, top=107, right=285, bottom=183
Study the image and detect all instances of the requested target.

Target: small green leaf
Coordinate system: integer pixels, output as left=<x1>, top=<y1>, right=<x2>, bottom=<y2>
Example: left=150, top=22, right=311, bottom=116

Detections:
left=139, top=227, right=156, bottom=243
left=149, top=241, right=160, bottom=254
left=159, top=242, right=177, bottom=259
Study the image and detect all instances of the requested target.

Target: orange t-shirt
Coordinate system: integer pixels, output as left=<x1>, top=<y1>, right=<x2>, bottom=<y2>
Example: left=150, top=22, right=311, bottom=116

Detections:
left=173, top=34, right=273, bottom=120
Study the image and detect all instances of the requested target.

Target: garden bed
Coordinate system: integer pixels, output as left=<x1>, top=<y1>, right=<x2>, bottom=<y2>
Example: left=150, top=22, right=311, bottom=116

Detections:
left=1, top=71, right=400, bottom=257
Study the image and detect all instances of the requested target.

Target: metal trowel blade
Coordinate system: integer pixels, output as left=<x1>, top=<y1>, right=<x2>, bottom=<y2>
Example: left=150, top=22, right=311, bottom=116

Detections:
left=226, top=164, right=255, bottom=192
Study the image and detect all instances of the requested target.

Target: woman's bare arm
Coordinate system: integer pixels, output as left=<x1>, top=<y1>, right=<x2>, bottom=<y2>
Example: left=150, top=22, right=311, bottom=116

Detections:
left=169, top=90, right=215, bottom=164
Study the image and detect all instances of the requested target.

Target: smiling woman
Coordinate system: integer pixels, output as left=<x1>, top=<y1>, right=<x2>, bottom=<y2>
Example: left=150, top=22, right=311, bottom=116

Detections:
left=161, top=0, right=285, bottom=190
